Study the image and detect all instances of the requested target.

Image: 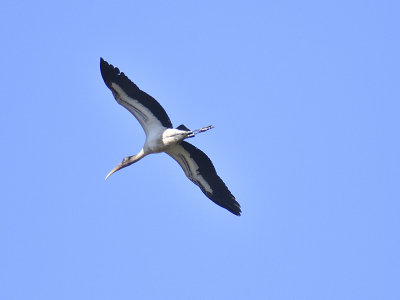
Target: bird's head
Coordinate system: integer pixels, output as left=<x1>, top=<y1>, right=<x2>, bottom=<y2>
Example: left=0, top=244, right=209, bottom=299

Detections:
left=105, top=155, right=137, bottom=180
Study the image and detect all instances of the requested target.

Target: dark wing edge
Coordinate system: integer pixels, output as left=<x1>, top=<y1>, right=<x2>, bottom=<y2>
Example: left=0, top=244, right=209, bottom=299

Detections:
left=168, top=141, right=241, bottom=216
left=100, top=58, right=173, bottom=128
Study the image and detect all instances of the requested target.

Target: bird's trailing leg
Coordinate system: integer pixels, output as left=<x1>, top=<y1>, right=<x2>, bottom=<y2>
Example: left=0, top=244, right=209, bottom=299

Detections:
left=187, top=125, right=214, bottom=138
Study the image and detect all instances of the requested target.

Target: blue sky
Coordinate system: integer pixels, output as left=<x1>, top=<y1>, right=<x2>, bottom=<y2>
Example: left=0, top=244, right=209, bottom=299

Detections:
left=1, top=0, right=399, bottom=299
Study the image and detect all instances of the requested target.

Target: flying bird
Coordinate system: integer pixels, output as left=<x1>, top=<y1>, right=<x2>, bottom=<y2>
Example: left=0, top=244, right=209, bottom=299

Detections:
left=100, top=58, right=241, bottom=216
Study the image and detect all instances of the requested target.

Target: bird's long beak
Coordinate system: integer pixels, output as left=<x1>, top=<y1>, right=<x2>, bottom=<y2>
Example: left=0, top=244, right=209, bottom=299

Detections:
left=105, top=163, right=125, bottom=180
left=105, top=152, right=143, bottom=180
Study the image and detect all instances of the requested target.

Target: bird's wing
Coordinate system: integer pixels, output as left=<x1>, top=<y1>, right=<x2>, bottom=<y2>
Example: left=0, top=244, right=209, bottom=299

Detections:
left=100, top=58, right=173, bottom=136
left=166, top=141, right=241, bottom=216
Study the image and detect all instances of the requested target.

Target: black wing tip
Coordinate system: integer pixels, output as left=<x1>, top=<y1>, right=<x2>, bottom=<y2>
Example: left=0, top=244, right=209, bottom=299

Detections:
left=202, top=175, right=242, bottom=216
left=207, top=190, right=241, bottom=216
left=206, top=190, right=241, bottom=216
left=230, top=204, right=242, bottom=216
left=218, top=195, right=242, bottom=216
left=100, top=57, right=121, bottom=88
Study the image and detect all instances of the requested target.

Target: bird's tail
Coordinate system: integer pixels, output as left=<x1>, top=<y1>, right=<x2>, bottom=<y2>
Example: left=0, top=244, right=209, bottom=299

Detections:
left=187, top=125, right=214, bottom=138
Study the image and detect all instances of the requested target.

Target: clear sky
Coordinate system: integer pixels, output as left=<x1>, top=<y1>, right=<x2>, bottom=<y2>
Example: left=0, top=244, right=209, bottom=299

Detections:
left=1, top=0, right=399, bottom=299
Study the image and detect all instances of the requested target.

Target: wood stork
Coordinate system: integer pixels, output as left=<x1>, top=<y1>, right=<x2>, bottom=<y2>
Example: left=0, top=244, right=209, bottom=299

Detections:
left=100, top=58, right=241, bottom=216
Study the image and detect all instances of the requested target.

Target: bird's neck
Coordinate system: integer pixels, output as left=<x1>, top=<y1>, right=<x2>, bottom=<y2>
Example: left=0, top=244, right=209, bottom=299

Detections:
left=130, top=148, right=146, bottom=163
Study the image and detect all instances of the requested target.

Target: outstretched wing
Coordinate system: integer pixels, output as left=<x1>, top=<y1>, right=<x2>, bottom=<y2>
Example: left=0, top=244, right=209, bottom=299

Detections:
left=166, top=141, right=241, bottom=216
left=100, top=58, right=173, bottom=136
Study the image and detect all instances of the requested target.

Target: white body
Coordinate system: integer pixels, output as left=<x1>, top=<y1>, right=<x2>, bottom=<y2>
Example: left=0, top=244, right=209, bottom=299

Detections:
left=145, top=128, right=189, bottom=154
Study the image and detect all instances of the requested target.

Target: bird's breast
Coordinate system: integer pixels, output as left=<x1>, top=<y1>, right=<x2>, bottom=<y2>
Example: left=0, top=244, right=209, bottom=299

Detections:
left=144, top=130, right=165, bottom=153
